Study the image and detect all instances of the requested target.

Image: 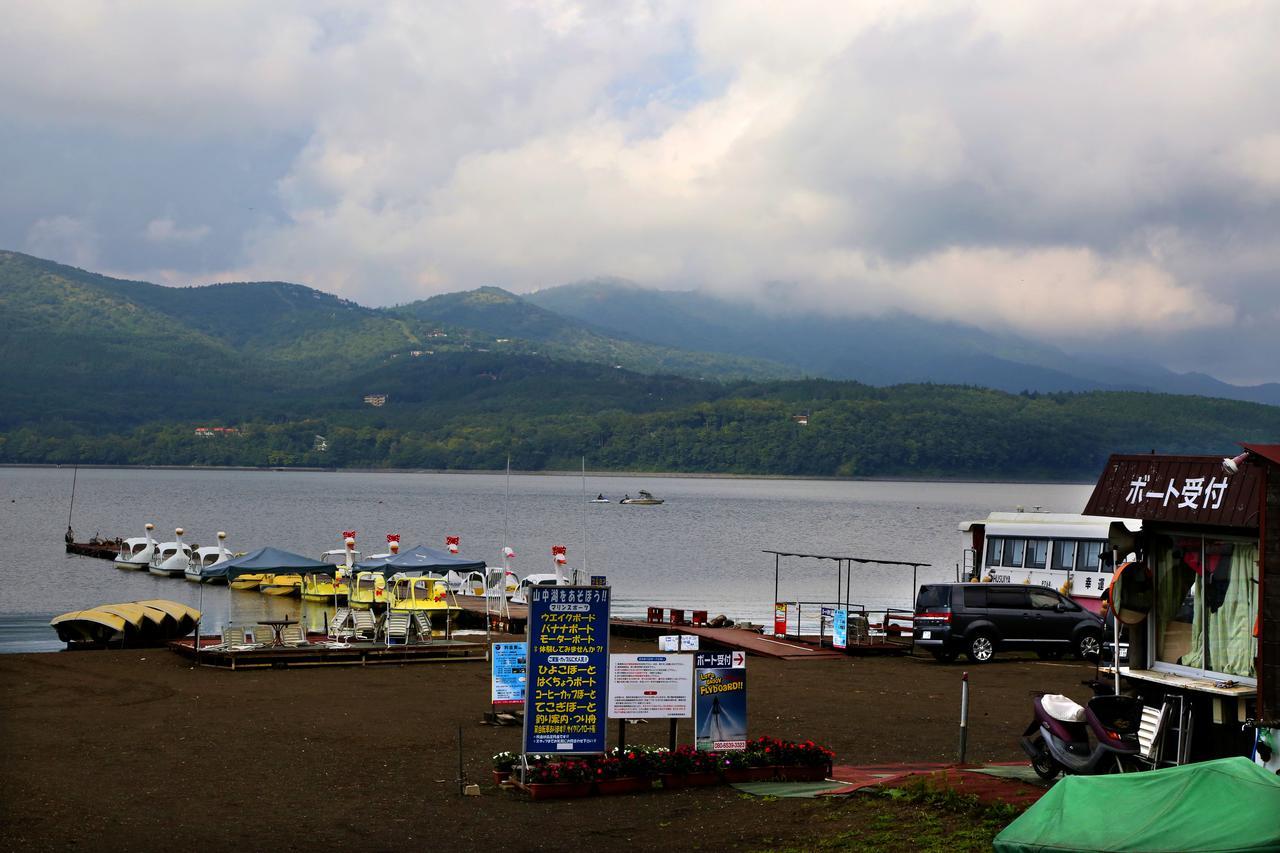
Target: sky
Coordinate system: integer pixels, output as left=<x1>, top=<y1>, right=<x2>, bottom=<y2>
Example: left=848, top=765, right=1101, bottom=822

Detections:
left=2, top=1, right=1278, bottom=383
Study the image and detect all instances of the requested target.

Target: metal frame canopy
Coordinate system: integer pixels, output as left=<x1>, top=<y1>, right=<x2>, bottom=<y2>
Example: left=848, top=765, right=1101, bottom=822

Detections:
left=763, top=549, right=932, bottom=613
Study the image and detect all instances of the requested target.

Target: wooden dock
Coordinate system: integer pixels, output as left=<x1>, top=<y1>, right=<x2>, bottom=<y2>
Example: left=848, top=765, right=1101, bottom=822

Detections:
left=609, top=620, right=851, bottom=661
left=168, top=634, right=487, bottom=669
left=452, top=597, right=909, bottom=661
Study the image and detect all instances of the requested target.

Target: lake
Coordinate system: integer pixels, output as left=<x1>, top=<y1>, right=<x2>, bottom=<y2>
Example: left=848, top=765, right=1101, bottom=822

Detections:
left=0, top=466, right=1094, bottom=652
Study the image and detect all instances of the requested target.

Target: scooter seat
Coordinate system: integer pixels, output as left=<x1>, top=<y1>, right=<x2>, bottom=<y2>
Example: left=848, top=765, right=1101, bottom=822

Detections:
left=1040, top=694, right=1086, bottom=722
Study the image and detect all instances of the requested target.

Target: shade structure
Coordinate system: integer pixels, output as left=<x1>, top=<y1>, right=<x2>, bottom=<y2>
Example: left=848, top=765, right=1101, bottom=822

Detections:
left=353, top=544, right=485, bottom=574
left=993, top=757, right=1280, bottom=852
left=202, top=546, right=331, bottom=580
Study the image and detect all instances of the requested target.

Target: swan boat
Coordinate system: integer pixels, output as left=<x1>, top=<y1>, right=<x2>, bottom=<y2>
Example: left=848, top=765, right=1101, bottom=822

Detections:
left=185, top=532, right=233, bottom=582
left=149, top=529, right=193, bottom=577
left=114, top=523, right=157, bottom=571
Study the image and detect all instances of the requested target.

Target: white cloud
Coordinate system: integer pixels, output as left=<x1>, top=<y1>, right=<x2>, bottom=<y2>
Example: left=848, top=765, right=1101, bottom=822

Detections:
left=3, top=1, right=1279, bottom=376
left=25, top=215, right=99, bottom=268
left=143, top=218, right=210, bottom=244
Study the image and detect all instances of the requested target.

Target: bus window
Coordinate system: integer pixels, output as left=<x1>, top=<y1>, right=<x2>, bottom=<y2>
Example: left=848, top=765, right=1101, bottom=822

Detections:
left=1077, top=540, right=1103, bottom=571
left=1002, top=539, right=1026, bottom=568
left=1051, top=540, right=1076, bottom=571
left=1026, top=539, right=1048, bottom=570
left=985, top=537, right=1003, bottom=569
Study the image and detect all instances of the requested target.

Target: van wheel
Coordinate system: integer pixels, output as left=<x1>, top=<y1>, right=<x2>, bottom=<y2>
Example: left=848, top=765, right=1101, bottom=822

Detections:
left=967, top=633, right=995, bottom=663
left=930, top=649, right=958, bottom=663
left=1075, top=631, right=1103, bottom=660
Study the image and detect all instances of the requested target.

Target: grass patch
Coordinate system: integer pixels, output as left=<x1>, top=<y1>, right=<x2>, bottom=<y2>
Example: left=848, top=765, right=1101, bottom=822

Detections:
left=757, top=778, right=1022, bottom=853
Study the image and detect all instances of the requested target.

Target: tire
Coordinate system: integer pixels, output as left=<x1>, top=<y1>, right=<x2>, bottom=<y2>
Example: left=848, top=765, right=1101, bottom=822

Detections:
left=1036, top=649, right=1064, bottom=661
left=967, top=632, right=996, bottom=663
left=930, top=648, right=958, bottom=663
left=1075, top=631, right=1103, bottom=660
left=1030, top=740, right=1061, bottom=780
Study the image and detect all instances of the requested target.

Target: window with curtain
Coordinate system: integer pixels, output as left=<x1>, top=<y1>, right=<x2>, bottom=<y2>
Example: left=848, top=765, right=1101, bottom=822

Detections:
left=1150, top=533, right=1258, bottom=681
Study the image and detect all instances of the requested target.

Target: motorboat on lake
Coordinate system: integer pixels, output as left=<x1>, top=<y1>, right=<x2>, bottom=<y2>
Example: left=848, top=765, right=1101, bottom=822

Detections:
left=185, top=532, right=233, bottom=582
left=589, top=494, right=610, bottom=503
left=114, top=523, right=157, bottom=571
left=619, top=490, right=664, bottom=505
left=149, top=529, right=193, bottom=577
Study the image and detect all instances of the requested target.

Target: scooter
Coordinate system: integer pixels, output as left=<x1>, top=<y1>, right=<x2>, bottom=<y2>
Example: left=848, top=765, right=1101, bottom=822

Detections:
left=1020, top=691, right=1142, bottom=779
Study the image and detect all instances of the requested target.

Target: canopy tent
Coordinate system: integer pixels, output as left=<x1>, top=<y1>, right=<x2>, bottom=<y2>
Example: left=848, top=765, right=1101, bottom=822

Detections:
left=202, top=546, right=330, bottom=580
left=993, top=757, right=1280, bottom=852
left=353, top=544, right=485, bottom=574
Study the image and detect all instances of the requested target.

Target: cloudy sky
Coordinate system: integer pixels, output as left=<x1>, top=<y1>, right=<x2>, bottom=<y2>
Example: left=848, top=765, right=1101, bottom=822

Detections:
left=3, top=1, right=1278, bottom=382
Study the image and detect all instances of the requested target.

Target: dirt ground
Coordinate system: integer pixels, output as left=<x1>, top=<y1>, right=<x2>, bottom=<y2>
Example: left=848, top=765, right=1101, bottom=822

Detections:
left=0, top=639, right=1100, bottom=852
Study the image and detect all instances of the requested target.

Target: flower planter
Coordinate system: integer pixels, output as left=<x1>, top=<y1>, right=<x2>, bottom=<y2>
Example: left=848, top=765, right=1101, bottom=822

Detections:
left=525, top=781, right=594, bottom=800
left=661, top=771, right=721, bottom=789
left=492, top=769, right=511, bottom=786
left=777, top=765, right=830, bottom=782
left=596, top=776, right=654, bottom=795
left=723, top=766, right=778, bottom=783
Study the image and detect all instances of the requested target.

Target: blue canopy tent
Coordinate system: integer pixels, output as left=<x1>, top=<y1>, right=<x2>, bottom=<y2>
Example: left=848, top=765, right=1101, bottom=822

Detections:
left=353, top=544, right=485, bottom=575
left=201, top=546, right=331, bottom=580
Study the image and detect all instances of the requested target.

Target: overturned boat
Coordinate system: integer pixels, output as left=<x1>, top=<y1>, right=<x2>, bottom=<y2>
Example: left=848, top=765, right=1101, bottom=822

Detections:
left=50, top=599, right=201, bottom=648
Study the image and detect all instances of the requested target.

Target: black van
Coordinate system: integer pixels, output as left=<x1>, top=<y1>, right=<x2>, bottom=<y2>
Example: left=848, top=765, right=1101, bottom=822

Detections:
left=914, top=583, right=1105, bottom=663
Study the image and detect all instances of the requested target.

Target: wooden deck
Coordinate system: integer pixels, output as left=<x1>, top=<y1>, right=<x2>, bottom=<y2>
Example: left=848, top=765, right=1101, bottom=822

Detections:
left=168, top=634, right=487, bottom=669
left=609, top=620, right=851, bottom=661
left=454, top=595, right=528, bottom=632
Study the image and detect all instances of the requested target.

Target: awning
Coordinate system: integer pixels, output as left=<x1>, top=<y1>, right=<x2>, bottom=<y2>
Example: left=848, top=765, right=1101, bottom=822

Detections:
left=354, top=544, right=485, bottom=574
left=203, top=547, right=331, bottom=580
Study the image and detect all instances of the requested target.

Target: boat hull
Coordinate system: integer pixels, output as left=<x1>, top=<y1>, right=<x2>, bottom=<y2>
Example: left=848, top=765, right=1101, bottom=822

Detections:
left=115, top=559, right=150, bottom=571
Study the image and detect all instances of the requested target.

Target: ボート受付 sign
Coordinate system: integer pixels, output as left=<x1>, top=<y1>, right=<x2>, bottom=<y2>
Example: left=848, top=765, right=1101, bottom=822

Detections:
left=694, top=651, right=747, bottom=751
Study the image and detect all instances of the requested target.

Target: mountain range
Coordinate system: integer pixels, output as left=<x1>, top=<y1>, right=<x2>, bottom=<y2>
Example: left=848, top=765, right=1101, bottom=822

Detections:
left=3, top=249, right=1278, bottom=478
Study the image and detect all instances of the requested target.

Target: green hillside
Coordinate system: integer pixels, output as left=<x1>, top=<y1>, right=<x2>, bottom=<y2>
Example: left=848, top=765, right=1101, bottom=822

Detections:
left=3, top=250, right=1277, bottom=479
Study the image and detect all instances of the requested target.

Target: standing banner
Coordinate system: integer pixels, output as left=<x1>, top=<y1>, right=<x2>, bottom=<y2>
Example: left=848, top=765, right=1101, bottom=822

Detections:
left=491, top=642, right=527, bottom=706
left=523, top=585, right=610, bottom=755
left=773, top=603, right=788, bottom=637
left=694, top=651, right=747, bottom=751
left=607, top=654, right=693, bottom=719
left=832, top=609, right=848, bottom=650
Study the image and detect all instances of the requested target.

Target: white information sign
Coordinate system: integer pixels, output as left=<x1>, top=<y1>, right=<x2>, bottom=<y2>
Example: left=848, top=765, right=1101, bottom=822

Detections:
left=679, top=634, right=700, bottom=651
left=607, top=653, right=694, bottom=719
left=658, top=635, right=680, bottom=652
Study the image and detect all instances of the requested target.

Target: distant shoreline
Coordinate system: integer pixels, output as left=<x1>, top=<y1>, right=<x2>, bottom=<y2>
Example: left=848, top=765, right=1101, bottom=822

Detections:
left=0, top=462, right=1094, bottom=485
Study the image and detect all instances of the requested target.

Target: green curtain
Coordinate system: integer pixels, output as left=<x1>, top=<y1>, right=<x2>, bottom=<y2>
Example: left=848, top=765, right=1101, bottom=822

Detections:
left=1178, top=541, right=1258, bottom=678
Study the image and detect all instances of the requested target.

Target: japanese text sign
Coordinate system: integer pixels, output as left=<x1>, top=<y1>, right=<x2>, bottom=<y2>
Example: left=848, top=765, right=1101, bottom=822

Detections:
left=491, top=642, right=527, bottom=706
left=607, top=654, right=693, bottom=719
left=833, top=609, right=848, bottom=650
left=523, top=586, right=610, bottom=754
left=694, top=651, right=747, bottom=751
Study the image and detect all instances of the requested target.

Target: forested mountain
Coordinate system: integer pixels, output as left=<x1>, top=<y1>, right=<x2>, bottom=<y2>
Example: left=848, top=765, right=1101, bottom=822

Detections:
left=529, top=279, right=1280, bottom=405
left=3, top=250, right=1278, bottom=479
left=394, top=287, right=796, bottom=381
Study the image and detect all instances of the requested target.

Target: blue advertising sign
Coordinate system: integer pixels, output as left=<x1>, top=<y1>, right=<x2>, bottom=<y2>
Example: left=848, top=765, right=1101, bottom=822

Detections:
left=694, top=651, right=747, bottom=751
left=523, top=585, right=610, bottom=755
left=491, top=642, right=527, bottom=706
left=833, top=609, right=848, bottom=650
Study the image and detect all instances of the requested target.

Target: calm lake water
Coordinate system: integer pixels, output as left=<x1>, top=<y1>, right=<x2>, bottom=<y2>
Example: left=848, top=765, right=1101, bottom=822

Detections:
left=0, top=466, right=1093, bottom=652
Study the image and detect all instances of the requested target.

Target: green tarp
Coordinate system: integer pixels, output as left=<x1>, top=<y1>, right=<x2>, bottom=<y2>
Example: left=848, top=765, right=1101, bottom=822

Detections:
left=994, top=758, right=1280, bottom=852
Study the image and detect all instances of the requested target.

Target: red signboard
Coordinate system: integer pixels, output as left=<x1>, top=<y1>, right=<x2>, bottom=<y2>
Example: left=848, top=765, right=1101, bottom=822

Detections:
left=1083, top=454, right=1262, bottom=529
left=773, top=602, right=788, bottom=636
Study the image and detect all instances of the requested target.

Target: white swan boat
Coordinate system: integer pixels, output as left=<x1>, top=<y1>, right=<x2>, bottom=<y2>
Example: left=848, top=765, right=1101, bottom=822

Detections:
left=185, top=532, right=233, bottom=582
left=114, top=523, right=157, bottom=571
left=149, top=528, right=193, bottom=577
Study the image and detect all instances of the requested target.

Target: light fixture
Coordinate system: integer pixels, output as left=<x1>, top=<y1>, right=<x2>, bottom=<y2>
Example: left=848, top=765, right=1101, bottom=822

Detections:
left=1222, top=452, right=1249, bottom=475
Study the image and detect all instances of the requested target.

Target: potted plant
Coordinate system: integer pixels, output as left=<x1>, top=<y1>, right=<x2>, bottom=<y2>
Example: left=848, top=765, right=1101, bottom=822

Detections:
left=776, top=739, right=834, bottom=781
left=491, top=751, right=519, bottom=785
left=524, top=758, right=595, bottom=800
left=595, top=748, right=656, bottom=795
left=660, top=745, right=721, bottom=788
left=720, top=747, right=775, bottom=783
